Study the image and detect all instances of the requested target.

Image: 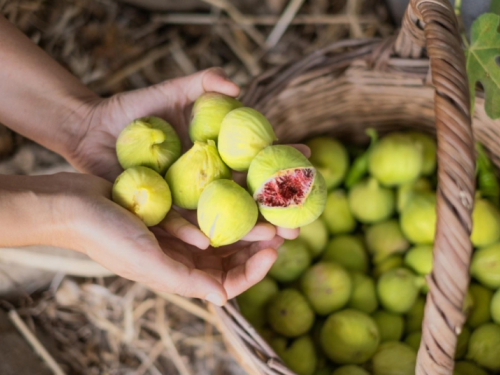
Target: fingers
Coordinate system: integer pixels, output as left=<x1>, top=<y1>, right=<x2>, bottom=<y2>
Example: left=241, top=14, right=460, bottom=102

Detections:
left=241, top=222, right=276, bottom=242
left=277, top=226, right=300, bottom=240
left=181, top=67, right=240, bottom=103
left=156, top=209, right=210, bottom=250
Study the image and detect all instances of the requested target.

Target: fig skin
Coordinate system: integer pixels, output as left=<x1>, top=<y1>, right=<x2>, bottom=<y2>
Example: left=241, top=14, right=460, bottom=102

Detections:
left=400, top=191, right=437, bottom=244
left=322, top=189, right=357, bottom=235
left=197, top=179, right=258, bottom=247
left=332, top=365, right=370, bottom=375
left=116, top=116, right=181, bottom=175
left=271, top=335, right=317, bottom=375
left=466, top=284, right=493, bottom=328
left=165, top=140, right=231, bottom=209
left=396, top=177, right=432, bottom=213
left=372, top=255, right=404, bottom=279
left=248, top=145, right=327, bottom=229
left=218, top=107, right=277, bottom=172
left=371, top=341, right=417, bottom=375
left=406, top=131, right=437, bottom=176
left=321, top=235, right=369, bottom=273
left=470, top=242, right=500, bottom=289
left=455, top=326, right=471, bottom=360
left=306, top=136, right=349, bottom=190
left=491, top=288, right=500, bottom=324
left=377, top=268, right=420, bottom=314
left=372, top=310, right=404, bottom=343
left=112, top=166, right=172, bottom=227
left=365, top=219, right=409, bottom=264
left=236, top=276, right=278, bottom=328
left=269, top=239, right=311, bottom=283
left=466, top=323, right=500, bottom=371
left=404, top=245, right=433, bottom=275
left=348, top=272, right=378, bottom=314
left=405, top=297, right=425, bottom=334
left=470, top=197, right=500, bottom=247
left=348, top=178, right=395, bottom=224
left=453, top=361, right=488, bottom=375
left=404, top=331, right=421, bottom=351
left=188, top=92, right=242, bottom=143
left=298, top=218, right=329, bottom=258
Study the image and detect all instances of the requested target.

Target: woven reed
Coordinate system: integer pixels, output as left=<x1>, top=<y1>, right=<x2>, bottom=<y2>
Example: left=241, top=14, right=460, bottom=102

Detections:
left=209, top=0, right=500, bottom=373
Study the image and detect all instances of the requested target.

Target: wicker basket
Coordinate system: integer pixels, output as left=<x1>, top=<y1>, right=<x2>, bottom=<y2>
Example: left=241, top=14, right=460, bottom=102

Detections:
left=209, top=0, right=500, bottom=374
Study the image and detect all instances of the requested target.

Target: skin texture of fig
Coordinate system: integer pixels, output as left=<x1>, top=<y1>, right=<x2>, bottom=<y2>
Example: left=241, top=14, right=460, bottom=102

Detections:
left=348, top=178, right=395, bottom=224
left=320, top=309, right=380, bottom=364
left=365, top=219, right=409, bottom=264
left=322, top=189, right=357, bottom=234
left=306, top=136, right=349, bottom=189
left=371, top=341, right=417, bottom=375
left=236, top=276, right=278, bottom=328
left=348, top=272, right=378, bottom=314
left=116, top=116, right=181, bottom=175
left=404, top=332, right=421, bottom=351
left=218, top=107, right=277, bottom=171
left=400, top=191, right=437, bottom=244
left=165, top=140, right=231, bottom=209
left=271, top=335, right=317, bottom=375
left=268, top=239, right=311, bottom=283
left=321, top=235, right=369, bottom=273
left=453, top=361, right=488, bottom=375
left=466, top=323, right=500, bottom=371
left=405, top=297, right=425, bottom=334
left=406, top=131, right=437, bottom=175
left=300, top=262, right=352, bottom=315
left=372, top=310, right=404, bottom=343
left=396, top=177, right=432, bottom=213
left=247, top=145, right=327, bottom=228
left=372, top=255, right=404, bottom=279
left=470, top=197, right=500, bottom=247
left=332, top=365, right=370, bottom=375
left=470, top=242, right=500, bottom=288
left=466, top=284, right=492, bottom=328
left=298, top=218, right=329, bottom=258
left=404, top=245, right=433, bottom=275
left=377, top=268, right=420, bottom=314
left=197, top=179, right=258, bottom=247
left=112, top=166, right=172, bottom=227
left=188, top=92, right=242, bottom=143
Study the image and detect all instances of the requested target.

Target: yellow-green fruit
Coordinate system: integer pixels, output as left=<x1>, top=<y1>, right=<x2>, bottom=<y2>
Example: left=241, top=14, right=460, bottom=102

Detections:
left=165, top=140, right=231, bottom=209
left=405, top=297, right=425, bottom=334
left=348, top=178, right=395, bottom=224
left=404, top=331, right=421, bottom=351
left=404, top=245, right=433, bottom=275
left=372, top=255, right=404, bottom=279
left=467, top=284, right=493, bottom=328
left=271, top=335, right=317, bottom=375
left=400, top=191, right=437, bottom=244
left=491, top=288, right=500, bottom=324
left=248, top=145, right=327, bottom=228
left=322, top=235, right=369, bottom=273
left=332, top=365, right=370, bottom=375
left=471, top=198, right=500, bottom=247
left=267, top=289, right=315, bottom=337
left=470, top=242, right=500, bottom=288
left=116, top=117, right=181, bottom=175
left=397, top=177, right=432, bottom=212
left=320, top=309, right=380, bottom=364
left=466, top=323, right=500, bottom=371
left=298, top=219, right=329, bottom=258
left=368, top=132, right=423, bottom=186
left=188, top=92, right=243, bottom=143
left=453, top=361, right=488, bottom=375
left=407, top=131, right=437, bottom=175
left=377, top=268, right=420, bottom=314
left=365, top=219, right=409, bottom=264
left=371, top=341, right=417, bottom=375
left=455, top=326, right=471, bottom=360
left=269, top=239, right=311, bottom=282
left=348, top=273, right=378, bottom=314
left=322, top=189, right=357, bottom=234
left=463, top=289, right=474, bottom=317
left=306, top=137, right=349, bottom=190
left=112, top=166, right=172, bottom=227
left=372, top=310, right=404, bottom=343
left=237, top=277, right=278, bottom=328
left=197, top=179, right=258, bottom=247
left=218, top=107, right=277, bottom=171
left=300, top=262, right=352, bottom=315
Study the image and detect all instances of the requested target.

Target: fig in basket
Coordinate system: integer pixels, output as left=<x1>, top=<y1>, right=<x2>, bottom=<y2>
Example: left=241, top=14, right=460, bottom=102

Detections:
left=453, top=361, right=488, bottom=375
left=297, top=218, right=329, bottom=259
left=396, top=177, right=432, bottom=213
left=322, top=189, right=357, bottom=235
left=406, top=131, right=437, bottom=176
left=270, top=335, right=317, bottom=375
left=347, top=272, right=378, bottom=314
left=332, top=365, right=370, bottom=375
left=466, top=283, right=493, bottom=328
left=455, top=326, right=471, bottom=360
left=268, top=239, right=311, bottom=283
left=236, top=276, right=278, bottom=329
left=404, top=245, right=433, bottom=276
left=405, top=296, right=425, bottom=334
left=372, top=310, right=404, bottom=343
left=165, top=140, right=231, bottom=209
left=400, top=191, right=437, bottom=244
left=376, top=268, right=421, bottom=314
left=188, top=92, right=242, bottom=143
left=470, top=242, right=500, bottom=288
left=466, top=323, right=500, bottom=371
left=247, top=145, right=327, bottom=228
left=116, top=116, right=181, bottom=175
left=112, top=166, right=172, bottom=227
left=348, top=177, right=395, bottom=224
left=470, top=196, right=500, bottom=247
left=197, top=179, right=258, bottom=247
left=372, top=254, right=403, bottom=279
left=404, top=332, right=421, bottom=351
left=320, top=309, right=380, bottom=364
left=322, top=235, right=369, bottom=273
left=218, top=107, right=277, bottom=171
left=371, top=341, right=417, bottom=375
left=365, top=219, right=409, bottom=264
left=490, top=288, right=500, bottom=325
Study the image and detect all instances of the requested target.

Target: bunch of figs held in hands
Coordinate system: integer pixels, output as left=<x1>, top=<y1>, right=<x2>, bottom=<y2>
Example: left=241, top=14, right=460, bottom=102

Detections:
left=236, top=131, right=500, bottom=375
left=110, top=93, right=328, bottom=247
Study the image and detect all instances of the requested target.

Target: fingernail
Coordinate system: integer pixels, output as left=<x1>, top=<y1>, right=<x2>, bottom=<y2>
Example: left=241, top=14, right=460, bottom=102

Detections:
left=205, top=293, right=224, bottom=306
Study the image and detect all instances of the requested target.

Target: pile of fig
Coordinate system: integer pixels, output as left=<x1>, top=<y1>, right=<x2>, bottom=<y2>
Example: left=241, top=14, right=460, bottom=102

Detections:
left=111, top=94, right=327, bottom=247
left=237, top=131, right=500, bottom=375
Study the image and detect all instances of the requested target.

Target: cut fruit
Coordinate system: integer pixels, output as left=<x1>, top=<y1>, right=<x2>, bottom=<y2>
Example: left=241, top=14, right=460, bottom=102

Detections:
left=255, top=168, right=314, bottom=207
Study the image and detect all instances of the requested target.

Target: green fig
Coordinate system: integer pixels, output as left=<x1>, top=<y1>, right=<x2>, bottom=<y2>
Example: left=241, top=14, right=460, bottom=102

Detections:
left=453, top=361, right=488, bottom=375
left=165, top=140, right=231, bottom=209
left=267, top=289, right=315, bottom=337
left=463, top=289, right=474, bottom=317
left=466, top=323, right=500, bottom=371
left=332, top=365, right=370, bottom=375
left=298, top=218, right=329, bottom=258
left=112, top=166, right=172, bottom=227
left=306, top=137, right=349, bottom=190
left=406, top=131, right=437, bottom=176
left=404, top=331, right=421, bottom=351
left=470, top=242, right=500, bottom=288
left=218, top=107, right=277, bottom=171
left=490, top=288, right=500, bottom=324
left=400, top=191, right=437, bottom=244
left=467, top=284, right=493, bottom=328
left=397, top=177, right=432, bottom=212
left=371, top=341, right=417, bottom=375
left=404, top=245, right=433, bottom=275
left=471, top=198, right=500, bottom=247
left=247, top=145, right=327, bottom=228
left=377, top=268, right=420, bottom=314
left=455, top=326, right=471, bottom=360
left=348, top=178, right=395, bottom=224
left=368, top=132, right=423, bottom=186
left=197, top=179, right=258, bottom=247
left=271, top=335, right=317, bottom=375
left=236, top=276, right=279, bottom=328
left=322, top=235, right=369, bottom=273
left=320, top=309, right=380, bottom=364
left=188, top=92, right=242, bottom=143
left=405, top=297, right=425, bottom=334
left=116, top=116, right=181, bottom=175
left=322, top=189, right=357, bottom=235
left=365, top=219, right=409, bottom=264
left=372, top=310, right=404, bottom=343
left=372, top=255, right=404, bottom=279
left=300, top=262, right=352, bottom=315
left=269, top=239, right=312, bottom=283
left=348, top=273, right=378, bottom=314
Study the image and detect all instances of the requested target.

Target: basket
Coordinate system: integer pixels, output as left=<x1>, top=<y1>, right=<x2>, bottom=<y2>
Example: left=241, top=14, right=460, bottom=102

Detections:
left=209, top=0, right=500, bottom=374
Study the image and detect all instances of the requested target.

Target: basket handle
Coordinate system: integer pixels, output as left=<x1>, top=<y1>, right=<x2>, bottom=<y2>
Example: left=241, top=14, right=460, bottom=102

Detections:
left=395, top=1, right=475, bottom=374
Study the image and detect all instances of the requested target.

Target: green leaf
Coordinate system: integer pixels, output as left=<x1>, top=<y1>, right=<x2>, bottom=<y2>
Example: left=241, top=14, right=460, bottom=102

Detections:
left=490, top=0, right=500, bottom=16
left=466, top=13, right=500, bottom=119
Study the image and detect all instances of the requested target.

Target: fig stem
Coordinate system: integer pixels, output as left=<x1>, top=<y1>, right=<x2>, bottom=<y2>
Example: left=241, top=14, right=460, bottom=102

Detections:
left=151, top=128, right=166, bottom=145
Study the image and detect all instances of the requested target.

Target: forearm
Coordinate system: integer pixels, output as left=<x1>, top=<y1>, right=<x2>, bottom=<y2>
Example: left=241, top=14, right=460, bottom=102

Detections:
left=0, top=15, right=99, bottom=160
